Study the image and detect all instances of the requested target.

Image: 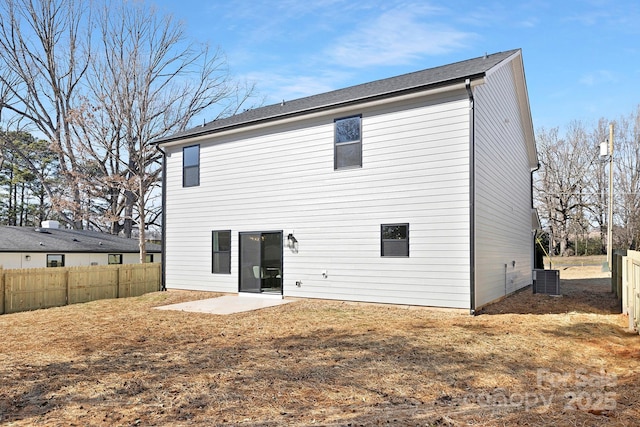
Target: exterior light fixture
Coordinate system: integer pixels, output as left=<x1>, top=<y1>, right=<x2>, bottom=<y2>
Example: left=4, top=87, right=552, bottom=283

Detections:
left=25, top=255, right=31, bottom=261
left=287, top=233, right=297, bottom=245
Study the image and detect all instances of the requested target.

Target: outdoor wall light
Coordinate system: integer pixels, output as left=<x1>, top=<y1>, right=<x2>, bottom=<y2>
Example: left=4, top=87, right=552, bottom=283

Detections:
left=25, top=255, right=31, bottom=261
left=287, top=233, right=298, bottom=245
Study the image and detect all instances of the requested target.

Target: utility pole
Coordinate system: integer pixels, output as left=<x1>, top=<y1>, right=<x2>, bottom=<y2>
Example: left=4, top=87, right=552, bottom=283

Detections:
left=607, top=123, right=614, bottom=271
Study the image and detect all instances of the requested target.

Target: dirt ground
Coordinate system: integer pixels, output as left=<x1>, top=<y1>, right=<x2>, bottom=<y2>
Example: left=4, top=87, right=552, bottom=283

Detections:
left=1, top=265, right=639, bottom=426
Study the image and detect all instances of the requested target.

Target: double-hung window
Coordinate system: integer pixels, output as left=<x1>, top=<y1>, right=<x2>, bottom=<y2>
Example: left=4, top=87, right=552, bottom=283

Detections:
left=183, top=145, right=200, bottom=187
left=381, top=224, right=409, bottom=257
left=334, top=115, right=362, bottom=169
left=212, top=230, right=231, bottom=274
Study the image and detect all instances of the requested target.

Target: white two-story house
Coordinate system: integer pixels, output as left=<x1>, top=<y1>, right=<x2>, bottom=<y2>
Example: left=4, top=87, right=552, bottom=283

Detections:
left=154, top=49, right=538, bottom=312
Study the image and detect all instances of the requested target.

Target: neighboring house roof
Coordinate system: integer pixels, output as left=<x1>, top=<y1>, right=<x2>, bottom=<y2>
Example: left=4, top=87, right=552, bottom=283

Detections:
left=0, top=226, right=162, bottom=253
left=155, top=49, right=521, bottom=145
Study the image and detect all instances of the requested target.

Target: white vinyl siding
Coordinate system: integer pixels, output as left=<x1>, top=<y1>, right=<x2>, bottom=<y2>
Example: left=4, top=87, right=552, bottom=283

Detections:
left=0, top=252, right=158, bottom=269
left=164, top=90, right=472, bottom=308
left=474, top=60, right=534, bottom=308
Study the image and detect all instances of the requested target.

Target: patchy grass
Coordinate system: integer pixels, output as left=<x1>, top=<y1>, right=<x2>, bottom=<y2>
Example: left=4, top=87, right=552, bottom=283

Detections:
left=545, top=255, right=607, bottom=267
left=1, top=270, right=639, bottom=426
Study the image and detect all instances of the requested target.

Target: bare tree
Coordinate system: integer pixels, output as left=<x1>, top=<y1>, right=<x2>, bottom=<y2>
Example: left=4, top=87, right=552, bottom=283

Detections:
left=581, top=118, right=612, bottom=254
left=0, top=0, right=255, bottom=262
left=614, top=108, right=640, bottom=249
left=535, top=123, right=596, bottom=256
left=0, top=0, right=90, bottom=229
left=79, top=1, right=254, bottom=261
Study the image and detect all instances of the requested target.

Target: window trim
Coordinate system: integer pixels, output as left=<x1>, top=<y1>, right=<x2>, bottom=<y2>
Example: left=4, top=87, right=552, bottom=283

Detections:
left=108, top=254, right=123, bottom=265
left=381, top=223, right=410, bottom=257
left=46, top=254, right=65, bottom=267
left=334, top=115, right=362, bottom=170
left=183, top=144, right=200, bottom=187
left=212, top=230, right=232, bottom=274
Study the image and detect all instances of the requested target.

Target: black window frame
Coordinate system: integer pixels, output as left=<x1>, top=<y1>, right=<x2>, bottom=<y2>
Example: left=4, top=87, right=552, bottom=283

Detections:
left=334, top=115, right=362, bottom=170
left=183, top=144, right=200, bottom=187
left=381, top=223, right=410, bottom=257
left=212, top=230, right=232, bottom=274
left=108, top=254, right=123, bottom=265
left=46, top=254, right=65, bottom=267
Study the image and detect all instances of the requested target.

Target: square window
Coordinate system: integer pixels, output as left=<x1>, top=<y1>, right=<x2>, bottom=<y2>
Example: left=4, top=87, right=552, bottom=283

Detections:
left=212, top=230, right=231, bottom=274
left=47, top=254, right=65, bottom=267
left=108, top=254, right=123, bottom=264
left=145, top=254, right=154, bottom=263
left=335, top=116, right=362, bottom=169
left=381, top=224, right=409, bottom=257
left=183, top=145, right=200, bottom=187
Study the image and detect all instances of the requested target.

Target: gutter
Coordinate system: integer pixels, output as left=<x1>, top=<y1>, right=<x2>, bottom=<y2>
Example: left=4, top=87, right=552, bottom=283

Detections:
left=466, top=78, right=476, bottom=315
left=156, top=144, right=168, bottom=291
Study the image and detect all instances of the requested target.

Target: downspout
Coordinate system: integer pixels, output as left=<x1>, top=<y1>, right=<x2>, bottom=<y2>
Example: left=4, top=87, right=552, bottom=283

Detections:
left=531, top=162, right=541, bottom=269
left=466, top=78, right=476, bottom=315
left=156, top=144, right=168, bottom=291
left=531, top=163, right=540, bottom=209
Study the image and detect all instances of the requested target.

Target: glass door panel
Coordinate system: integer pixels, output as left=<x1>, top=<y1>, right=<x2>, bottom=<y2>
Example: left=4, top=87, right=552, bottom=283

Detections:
left=261, top=232, right=282, bottom=293
left=239, top=232, right=262, bottom=292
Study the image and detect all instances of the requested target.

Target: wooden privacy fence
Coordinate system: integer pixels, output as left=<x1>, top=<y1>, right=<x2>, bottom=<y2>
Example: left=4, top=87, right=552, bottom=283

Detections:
left=0, top=263, right=161, bottom=315
left=621, top=250, right=640, bottom=334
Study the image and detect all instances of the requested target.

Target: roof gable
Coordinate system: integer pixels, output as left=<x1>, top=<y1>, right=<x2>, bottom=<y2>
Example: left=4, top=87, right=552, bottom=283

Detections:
left=156, top=49, right=521, bottom=144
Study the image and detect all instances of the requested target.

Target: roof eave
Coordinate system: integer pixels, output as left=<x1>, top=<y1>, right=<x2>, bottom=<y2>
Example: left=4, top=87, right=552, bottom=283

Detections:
left=154, top=74, right=487, bottom=147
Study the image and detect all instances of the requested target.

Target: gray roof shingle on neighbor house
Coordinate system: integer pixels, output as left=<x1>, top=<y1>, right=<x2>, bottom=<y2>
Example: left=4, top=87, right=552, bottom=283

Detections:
left=155, top=49, right=521, bottom=144
left=0, top=226, right=162, bottom=253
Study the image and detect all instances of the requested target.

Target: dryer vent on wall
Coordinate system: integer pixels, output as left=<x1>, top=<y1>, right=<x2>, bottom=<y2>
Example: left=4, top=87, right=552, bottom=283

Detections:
left=532, top=269, right=560, bottom=295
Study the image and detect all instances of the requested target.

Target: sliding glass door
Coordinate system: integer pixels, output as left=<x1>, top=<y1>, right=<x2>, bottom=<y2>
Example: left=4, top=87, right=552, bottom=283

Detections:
left=239, top=231, right=282, bottom=294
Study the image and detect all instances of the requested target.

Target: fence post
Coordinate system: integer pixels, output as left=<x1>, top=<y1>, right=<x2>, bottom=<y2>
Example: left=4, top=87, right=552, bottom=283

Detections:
left=0, top=266, right=4, bottom=315
left=65, top=268, right=70, bottom=306
left=116, top=265, right=121, bottom=299
left=156, top=263, right=162, bottom=292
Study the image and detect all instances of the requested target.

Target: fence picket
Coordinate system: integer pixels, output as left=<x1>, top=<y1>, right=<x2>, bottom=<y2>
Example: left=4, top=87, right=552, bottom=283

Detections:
left=0, top=266, right=4, bottom=315
left=621, top=250, right=640, bottom=334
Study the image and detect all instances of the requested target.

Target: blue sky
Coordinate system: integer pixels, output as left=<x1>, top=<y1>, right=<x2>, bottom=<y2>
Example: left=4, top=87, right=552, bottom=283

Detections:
left=151, top=0, right=639, bottom=134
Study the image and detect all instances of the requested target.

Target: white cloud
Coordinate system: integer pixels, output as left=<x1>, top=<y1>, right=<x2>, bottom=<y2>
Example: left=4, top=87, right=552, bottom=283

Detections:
left=517, top=17, right=538, bottom=28
left=579, top=70, right=616, bottom=86
left=241, top=70, right=353, bottom=104
left=326, top=6, right=475, bottom=68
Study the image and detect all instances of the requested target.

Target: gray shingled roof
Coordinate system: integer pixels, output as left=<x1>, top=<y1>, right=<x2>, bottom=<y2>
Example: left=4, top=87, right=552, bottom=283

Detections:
left=0, top=226, right=161, bottom=253
left=155, top=49, right=520, bottom=144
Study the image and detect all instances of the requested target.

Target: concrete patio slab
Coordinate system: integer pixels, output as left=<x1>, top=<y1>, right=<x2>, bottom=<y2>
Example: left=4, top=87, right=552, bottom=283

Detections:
left=154, top=294, right=293, bottom=315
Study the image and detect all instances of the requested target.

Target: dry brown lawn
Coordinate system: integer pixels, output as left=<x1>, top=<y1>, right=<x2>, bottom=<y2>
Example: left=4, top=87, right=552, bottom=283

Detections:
left=1, top=266, right=639, bottom=426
